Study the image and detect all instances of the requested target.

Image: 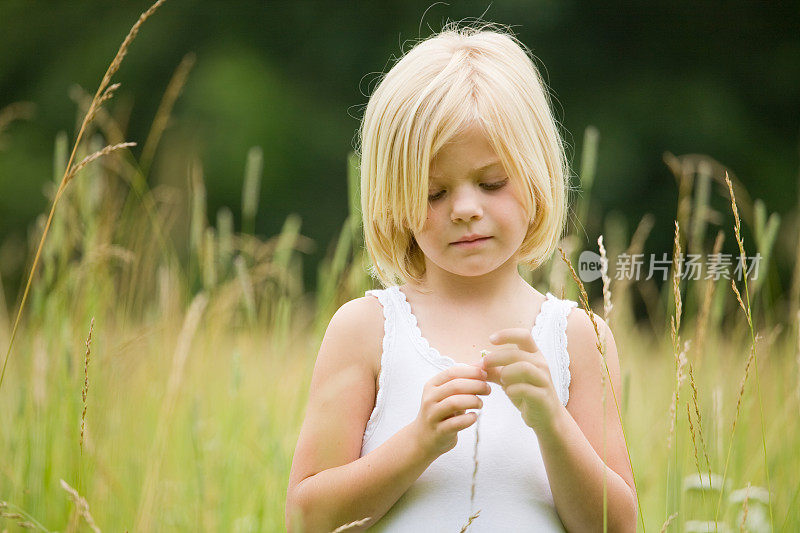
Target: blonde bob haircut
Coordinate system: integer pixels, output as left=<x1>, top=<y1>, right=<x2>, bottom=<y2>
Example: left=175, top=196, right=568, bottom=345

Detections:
left=357, top=22, right=571, bottom=289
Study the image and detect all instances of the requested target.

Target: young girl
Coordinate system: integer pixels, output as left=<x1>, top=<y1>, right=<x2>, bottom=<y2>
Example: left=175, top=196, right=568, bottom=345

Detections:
left=286, top=22, right=637, bottom=532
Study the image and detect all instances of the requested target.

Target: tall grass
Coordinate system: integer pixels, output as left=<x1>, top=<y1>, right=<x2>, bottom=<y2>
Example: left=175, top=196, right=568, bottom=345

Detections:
left=1, top=8, right=799, bottom=532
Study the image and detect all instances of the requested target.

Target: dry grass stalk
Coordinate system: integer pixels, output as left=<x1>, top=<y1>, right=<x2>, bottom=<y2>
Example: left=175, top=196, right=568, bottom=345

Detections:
left=659, top=512, right=678, bottom=533
left=548, top=235, right=576, bottom=300
left=66, top=142, right=137, bottom=185
left=80, top=318, right=95, bottom=455
left=557, top=247, right=603, bottom=353
left=83, top=83, right=121, bottom=128
left=60, top=479, right=101, bottom=533
left=100, top=0, right=168, bottom=95
left=666, top=219, right=684, bottom=516
left=667, top=340, right=689, bottom=450
left=68, top=85, right=127, bottom=147
left=598, top=235, right=613, bottom=325
left=724, top=172, right=752, bottom=328
left=470, top=412, right=481, bottom=505
left=0, top=0, right=168, bottom=392
left=140, top=52, right=196, bottom=173
left=596, top=235, right=612, bottom=530
left=726, top=174, right=743, bottom=255
left=0, top=501, right=38, bottom=529
left=730, top=344, right=755, bottom=440
left=671, top=220, right=683, bottom=342
left=687, top=363, right=712, bottom=487
left=738, top=483, right=751, bottom=532
left=667, top=221, right=686, bottom=451
left=686, top=401, right=704, bottom=502
left=329, top=516, right=372, bottom=532
left=458, top=510, right=481, bottom=533
left=466, top=408, right=482, bottom=527
left=730, top=279, right=750, bottom=325
left=694, top=230, right=725, bottom=363
left=717, top=172, right=772, bottom=529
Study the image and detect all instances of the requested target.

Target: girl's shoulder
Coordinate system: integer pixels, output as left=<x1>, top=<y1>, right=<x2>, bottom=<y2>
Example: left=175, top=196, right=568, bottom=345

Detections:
left=562, top=303, right=614, bottom=359
left=564, top=305, right=612, bottom=345
left=325, top=295, right=386, bottom=377
left=562, top=304, right=621, bottom=399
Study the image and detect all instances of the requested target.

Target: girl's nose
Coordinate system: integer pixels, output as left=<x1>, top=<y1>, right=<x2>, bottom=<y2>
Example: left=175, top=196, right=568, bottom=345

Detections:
left=450, top=186, right=483, bottom=223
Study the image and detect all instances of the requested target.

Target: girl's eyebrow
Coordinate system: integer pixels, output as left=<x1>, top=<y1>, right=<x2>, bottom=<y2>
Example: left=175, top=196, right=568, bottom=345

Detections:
left=429, top=160, right=502, bottom=181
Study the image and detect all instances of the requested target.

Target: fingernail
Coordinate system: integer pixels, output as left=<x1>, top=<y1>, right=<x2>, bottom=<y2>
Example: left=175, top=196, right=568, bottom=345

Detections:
left=481, top=370, right=488, bottom=379
left=489, top=333, right=498, bottom=342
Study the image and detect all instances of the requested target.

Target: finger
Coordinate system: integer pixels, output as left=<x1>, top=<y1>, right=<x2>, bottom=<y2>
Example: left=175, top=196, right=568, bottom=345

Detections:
left=481, top=346, right=534, bottom=369
left=498, top=360, right=550, bottom=388
left=441, top=411, right=478, bottom=432
left=431, top=378, right=490, bottom=403
left=471, top=346, right=513, bottom=384
left=489, top=328, right=539, bottom=354
left=433, top=394, right=483, bottom=421
left=505, top=382, right=537, bottom=404
left=429, top=364, right=487, bottom=387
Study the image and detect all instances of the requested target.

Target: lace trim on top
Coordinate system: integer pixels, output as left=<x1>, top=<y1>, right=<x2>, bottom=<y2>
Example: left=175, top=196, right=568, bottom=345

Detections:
left=363, top=288, right=396, bottom=446
left=390, top=286, right=577, bottom=406
left=543, top=297, right=579, bottom=405
left=388, top=286, right=465, bottom=369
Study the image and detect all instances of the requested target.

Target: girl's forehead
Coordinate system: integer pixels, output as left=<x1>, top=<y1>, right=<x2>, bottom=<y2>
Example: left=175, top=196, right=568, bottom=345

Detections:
left=428, top=160, right=504, bottom=181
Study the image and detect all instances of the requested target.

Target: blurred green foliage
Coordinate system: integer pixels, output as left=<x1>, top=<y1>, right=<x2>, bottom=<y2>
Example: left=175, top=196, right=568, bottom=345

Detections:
left=1, top=0, right=799, bottom=300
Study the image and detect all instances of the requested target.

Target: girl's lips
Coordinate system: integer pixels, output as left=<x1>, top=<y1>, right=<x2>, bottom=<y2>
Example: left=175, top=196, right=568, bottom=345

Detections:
left=451, top=237, right=491, bottom=247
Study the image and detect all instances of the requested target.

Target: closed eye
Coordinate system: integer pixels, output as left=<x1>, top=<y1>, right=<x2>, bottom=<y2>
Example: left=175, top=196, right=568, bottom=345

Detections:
left=427, top=178, right=509, bottom=202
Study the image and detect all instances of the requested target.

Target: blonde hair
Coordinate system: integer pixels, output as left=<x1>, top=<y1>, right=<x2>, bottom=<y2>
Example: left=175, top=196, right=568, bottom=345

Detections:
left=357, top=21, right=571, bottom=289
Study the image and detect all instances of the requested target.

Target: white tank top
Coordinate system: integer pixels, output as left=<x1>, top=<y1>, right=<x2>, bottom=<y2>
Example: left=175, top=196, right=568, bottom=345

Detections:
left=359, top=285, right=578, bottom=531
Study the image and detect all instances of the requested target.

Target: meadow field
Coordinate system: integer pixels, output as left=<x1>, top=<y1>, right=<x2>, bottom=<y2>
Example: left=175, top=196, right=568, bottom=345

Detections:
left=1, top=3, right=799, bottom=532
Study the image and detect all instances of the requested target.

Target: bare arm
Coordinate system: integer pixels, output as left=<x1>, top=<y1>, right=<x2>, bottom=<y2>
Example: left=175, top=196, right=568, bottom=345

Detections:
left=288, top=422, right=438, bottom=532
left=537, top=312, right=638, bottom=532
left=285, top=296, right=395, bottom=531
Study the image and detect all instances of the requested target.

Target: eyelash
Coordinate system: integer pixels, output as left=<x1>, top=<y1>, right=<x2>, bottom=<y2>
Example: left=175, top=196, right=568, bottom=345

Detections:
left=427, top=179, right=509, bottom=202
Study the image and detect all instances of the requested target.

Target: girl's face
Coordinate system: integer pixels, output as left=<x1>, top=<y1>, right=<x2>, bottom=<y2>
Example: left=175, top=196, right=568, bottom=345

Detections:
left=413, top=123, right=530, bottom=280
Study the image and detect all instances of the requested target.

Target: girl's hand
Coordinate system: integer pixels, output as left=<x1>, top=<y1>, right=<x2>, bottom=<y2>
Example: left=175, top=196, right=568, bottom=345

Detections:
left=475, top=328, right=563, bottom=434
left=410, top=364, right=491, bottom=458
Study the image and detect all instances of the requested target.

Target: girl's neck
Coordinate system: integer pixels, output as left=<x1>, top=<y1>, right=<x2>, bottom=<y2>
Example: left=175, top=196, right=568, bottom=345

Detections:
left=406, top=260, right=531, bottom=311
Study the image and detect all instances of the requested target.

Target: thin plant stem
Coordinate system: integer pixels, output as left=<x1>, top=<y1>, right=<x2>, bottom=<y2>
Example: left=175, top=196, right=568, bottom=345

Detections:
left=714, top=173, right=774, bottom=529
left=0, top=0, right=168, bottom=393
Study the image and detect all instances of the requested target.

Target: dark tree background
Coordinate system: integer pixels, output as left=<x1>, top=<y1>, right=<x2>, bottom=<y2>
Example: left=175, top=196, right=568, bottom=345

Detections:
left=1, top=0, right=798, bottom=298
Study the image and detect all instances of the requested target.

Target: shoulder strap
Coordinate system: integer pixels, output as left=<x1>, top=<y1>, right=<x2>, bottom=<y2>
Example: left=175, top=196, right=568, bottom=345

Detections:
left=543, top=293, right=578, bottom=406
left=362, top=287, right=398, bottom=446
left=364, top=287, right=398, bottom=360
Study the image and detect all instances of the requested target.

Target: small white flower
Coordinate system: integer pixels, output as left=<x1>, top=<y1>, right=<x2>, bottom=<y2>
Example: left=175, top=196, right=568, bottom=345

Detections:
left=684, top=520, right=731, bottom=533
left=682, top=472, right=726, bottom=493
left=729, top=485, right=770, bottom=505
